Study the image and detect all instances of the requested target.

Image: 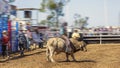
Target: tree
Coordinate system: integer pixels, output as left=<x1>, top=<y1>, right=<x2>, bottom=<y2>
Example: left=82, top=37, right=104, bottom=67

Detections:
left=39, top=19, right=54, bottom=27
left=40, top=0, right=70, bottom=27
left=39, top=20, right=48, bottom=25
left=74, top=14, right=89, bottom=29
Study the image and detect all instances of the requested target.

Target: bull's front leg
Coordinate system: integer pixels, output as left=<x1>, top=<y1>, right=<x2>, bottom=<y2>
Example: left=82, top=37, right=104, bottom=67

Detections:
left=71, top=53, right=77, bottom=62
left=65, top=53, right=70, bottom=62
left=83, top=46, right=87, bottom=52
left=82, top=41, right=87, bottom=52
left=49, top=49, right=55, bottom=62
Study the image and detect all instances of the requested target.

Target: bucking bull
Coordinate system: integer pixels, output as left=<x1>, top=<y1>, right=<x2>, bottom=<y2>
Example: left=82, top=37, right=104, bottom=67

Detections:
left=46, top=37, right=87, bottom=62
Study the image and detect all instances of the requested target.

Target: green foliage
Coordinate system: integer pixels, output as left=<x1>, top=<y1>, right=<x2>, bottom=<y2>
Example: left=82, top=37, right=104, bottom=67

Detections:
left=40, top=0, right=69, bottom=27
left=39, top=19, right=55, bottom=27
left=47, top=15, right=54, bottom=20
left=40, top=20, right=48, bottom=25
left=74, top=15, right=89, bottom=29
left=39, top=8, right=46, bottom=12
left=40, top=0, right=46, bottom=12
left=47, top=0, right=57, bottom=10
left=9, top=0, right=15, bottom=3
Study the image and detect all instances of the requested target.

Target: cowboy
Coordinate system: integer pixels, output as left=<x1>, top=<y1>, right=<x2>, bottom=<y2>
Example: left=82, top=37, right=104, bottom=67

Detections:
left=60, top=26, right=71, bottom=53
left=24, top=29, right=32, bottom=50
left=1, top=30, right=10, bottom=59
left=72, top=30, right=80, bottom=40
left=32, top=29, right=43, bottom=48
left=18, top=29, right=27, bottom=56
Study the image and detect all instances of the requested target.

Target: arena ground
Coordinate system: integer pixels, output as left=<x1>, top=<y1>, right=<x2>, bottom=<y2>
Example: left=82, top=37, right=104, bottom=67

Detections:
left=0, top=44, right=120, bottom=68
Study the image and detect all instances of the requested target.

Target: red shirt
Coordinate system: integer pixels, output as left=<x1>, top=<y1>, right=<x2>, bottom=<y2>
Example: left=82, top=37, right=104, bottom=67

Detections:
left=2, top=35, right=9, bottom=45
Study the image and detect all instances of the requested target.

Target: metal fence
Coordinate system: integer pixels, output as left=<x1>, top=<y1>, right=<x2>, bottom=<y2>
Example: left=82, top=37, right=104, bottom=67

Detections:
left=79, top=31, right=120, bottom=44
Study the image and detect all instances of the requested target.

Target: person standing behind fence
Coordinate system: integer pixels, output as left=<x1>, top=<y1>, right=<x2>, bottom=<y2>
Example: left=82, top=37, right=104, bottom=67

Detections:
left=32, top=29, right=43, bottom=48
left=1, top=30, right=10, bottom=59
left=18, top=30, right=27, bottom=56
left=39, top=32, right=44, bottom=48
left=24, top=29, right=32, bottom=50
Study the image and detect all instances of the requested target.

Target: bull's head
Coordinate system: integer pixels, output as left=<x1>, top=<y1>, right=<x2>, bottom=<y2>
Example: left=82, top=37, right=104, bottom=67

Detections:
left=79, top=42, right=87, bottom=52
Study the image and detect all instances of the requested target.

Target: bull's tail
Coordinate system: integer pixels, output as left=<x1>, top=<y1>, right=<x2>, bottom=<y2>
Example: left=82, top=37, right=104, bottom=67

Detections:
left=46, top=46, right=50, bottom=61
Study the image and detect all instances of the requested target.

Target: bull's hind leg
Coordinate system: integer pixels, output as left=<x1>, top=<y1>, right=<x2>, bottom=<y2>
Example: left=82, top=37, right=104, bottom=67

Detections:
left=65, top=53, right=70, bottom=62
left=49, top=48, right=55, bottom=62
left=46, top=48, right=50, bottom=62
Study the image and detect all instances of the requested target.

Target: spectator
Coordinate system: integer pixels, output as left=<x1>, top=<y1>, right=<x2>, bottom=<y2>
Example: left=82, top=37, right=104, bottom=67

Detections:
left=39, top=33, right=44, bottom=48
left=18, top=30, right=27, bottom=56
left=24, top=29, right=32, bottom=50
left=1, top=30, right=10, bottom=59
left=32, top=29, right=43, bottom=48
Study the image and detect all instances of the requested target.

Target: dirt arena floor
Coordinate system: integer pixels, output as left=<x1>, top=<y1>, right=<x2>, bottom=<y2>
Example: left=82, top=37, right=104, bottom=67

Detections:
left=0, top=44, right=120, bottom=68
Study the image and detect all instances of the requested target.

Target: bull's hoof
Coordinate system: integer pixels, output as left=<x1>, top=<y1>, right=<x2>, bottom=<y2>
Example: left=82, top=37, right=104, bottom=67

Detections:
left=46, top=59, right=55, bottom=62
left=84, top=50, right=87, bottom=52
left=47, top=59, right=50, bottom=62
left=55, top=52, right=60, bottom=55
left=65, top=59, right=70, bottom=62
left=72, top=59, right=77, bottom=62
left=51, top=60, right=56, bottom=63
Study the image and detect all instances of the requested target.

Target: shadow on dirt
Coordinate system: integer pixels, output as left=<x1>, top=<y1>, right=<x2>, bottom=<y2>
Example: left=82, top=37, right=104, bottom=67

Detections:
left=10, top=51, right=45, bottom=60
left=0, top=50, right=45, bottom=63
left=0, top=59, right=9, bottom=63
left=58, top=60, right=97, bottom=63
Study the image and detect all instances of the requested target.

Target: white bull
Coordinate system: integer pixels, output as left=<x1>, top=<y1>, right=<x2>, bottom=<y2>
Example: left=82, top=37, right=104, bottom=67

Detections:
left=46, top=37, right=87, bottom=62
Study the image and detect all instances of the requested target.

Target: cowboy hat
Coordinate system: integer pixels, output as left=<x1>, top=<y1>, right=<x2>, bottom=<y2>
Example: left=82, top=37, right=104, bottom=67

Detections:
left=2, top=30, right=7, bottom=33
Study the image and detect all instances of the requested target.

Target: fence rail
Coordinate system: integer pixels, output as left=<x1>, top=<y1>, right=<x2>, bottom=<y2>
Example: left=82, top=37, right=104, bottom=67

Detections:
left=80, top=31, right=120, bottom=44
